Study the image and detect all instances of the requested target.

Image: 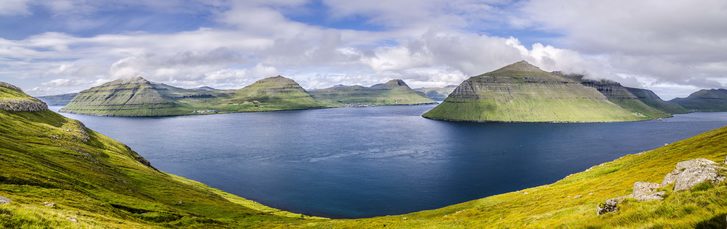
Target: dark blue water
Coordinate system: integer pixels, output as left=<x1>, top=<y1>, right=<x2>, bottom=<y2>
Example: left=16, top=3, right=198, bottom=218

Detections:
left=52, top=105, right=727, bottom=218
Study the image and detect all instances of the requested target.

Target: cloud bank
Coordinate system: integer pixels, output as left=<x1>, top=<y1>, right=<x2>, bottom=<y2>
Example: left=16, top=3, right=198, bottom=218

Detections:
left=0, top=0, right=725, bottom=99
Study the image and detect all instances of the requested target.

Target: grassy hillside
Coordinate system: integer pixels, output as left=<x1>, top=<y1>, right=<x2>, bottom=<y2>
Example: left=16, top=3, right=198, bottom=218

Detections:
left=423, top=61, right=647, bottom=122
left=310, top=80, right=435, bottom=106
left=672, top=89, right=727, bottom=112
left=626, top=87, right=688, bottom=114
left=0, top=82, right=314, bottom=228
left=60, top=76, right=324, bottom=117
left=217, top=76, right=325, bottom=112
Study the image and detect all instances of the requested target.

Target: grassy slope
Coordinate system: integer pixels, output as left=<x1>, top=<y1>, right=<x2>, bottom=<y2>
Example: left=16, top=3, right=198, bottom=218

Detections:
left=311, top=80, right=435, bottom=106
left=0, top=97, right=315, bottom=227
left=423, top=62, right=646, bottom=123
left=607, top=98, right=671, bottom=119
left=320, top=125, right=727, bottom=228
left=218, top=76, right=324, bottom=112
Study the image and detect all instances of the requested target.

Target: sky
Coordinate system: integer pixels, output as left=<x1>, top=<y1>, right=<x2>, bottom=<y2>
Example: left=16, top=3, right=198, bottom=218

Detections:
left=1, top=0, right=726, bottom=99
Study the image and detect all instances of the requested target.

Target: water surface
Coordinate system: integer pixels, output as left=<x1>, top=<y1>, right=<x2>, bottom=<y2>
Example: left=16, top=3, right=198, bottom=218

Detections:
left=53, top=105, right=727, bottom=218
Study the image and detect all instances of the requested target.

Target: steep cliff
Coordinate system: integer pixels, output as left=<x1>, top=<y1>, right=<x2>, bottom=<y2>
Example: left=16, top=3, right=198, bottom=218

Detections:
left=422, top=61, right=645, bottom=122
left=581, top=79, right=671, bottom=118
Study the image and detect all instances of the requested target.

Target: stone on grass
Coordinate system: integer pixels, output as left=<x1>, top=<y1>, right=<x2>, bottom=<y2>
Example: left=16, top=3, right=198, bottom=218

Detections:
left=0, top=196, right=10, bottom=204
left=662, top=158, right=725, bottom=191
left=632, top=182, right=664, bottom=201
left=597, top=197, right=623, bottom=215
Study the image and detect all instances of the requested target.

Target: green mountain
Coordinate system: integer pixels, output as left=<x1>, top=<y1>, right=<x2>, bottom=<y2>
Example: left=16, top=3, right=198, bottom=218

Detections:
left=310, top=79, right=435, bottom=106
left=423, top=61, right=647, bottom=122
left=219, top=76, right=324, bottom=111
left=60, top=76, right=323, bottom=116
left=671, top=89, right=727, bottom=112
left=38, top=93, right=78, bottom=106
left=2, top=81, right=726, bottom=228
left=414, top=85, right=457, bottom=101
left=580, top=79, right=671, bottom=119
left=626, top=87, right=688, bottom=114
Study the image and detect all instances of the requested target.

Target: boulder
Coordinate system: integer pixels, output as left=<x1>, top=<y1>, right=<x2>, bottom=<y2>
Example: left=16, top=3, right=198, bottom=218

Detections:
left=597, top=198, right=621, bottom=215
left=632, top=182, right=664, bottom=201
left=662, top=158, right=725, bottom=191
left=0, top=196, right=10, bottom=204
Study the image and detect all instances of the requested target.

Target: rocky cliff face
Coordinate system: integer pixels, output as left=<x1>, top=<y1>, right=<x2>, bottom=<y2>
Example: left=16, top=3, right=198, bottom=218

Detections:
left=671, top=89, right=727, bottom=112
left=580, top=79, right=670, bottom=118
left=310, top=79, right=434, bottom=106
left=423, top=61, right=646, bottom=122
left=0, top=82, right=48, bottom=112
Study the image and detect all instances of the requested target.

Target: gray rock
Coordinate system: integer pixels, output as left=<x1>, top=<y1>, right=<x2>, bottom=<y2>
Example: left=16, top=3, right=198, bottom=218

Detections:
left=0, top=196, right=10, bottom=204
left=662, top=158, right=725, bottom=191
left=597, top=197, right=622, bottom=215
left=0, top=98, right=48, bottom=112
left=632, top=182, right=664, bottom=201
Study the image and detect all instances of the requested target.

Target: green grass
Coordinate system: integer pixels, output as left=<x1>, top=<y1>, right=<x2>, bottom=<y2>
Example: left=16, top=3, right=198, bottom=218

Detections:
left=0, top=108, right=315, bottom=228
left=608, top=98, right=671, bottom=119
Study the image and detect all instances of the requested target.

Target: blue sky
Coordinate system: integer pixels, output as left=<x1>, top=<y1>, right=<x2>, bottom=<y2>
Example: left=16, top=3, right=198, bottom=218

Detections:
left=1, top=0, right=726, bottom=99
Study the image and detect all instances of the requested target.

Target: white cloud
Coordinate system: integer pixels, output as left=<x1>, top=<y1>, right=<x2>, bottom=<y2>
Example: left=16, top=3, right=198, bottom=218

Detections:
left=0, top=0, right=31, bottom=16
left=2, top=0, right=726, bottom=100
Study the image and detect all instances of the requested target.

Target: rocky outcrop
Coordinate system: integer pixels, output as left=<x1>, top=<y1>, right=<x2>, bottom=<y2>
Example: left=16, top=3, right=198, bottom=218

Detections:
left=662, top=158, right=725, bottom=191
left=0, top=98, right=49, bottom=112
left=0, top=196, right=10, bottom=204
left=632, top=182, right=664, bottom=201
left=0, top=82, right=49, bottom=112
left=598, top=158, right=725, bottom=215
left=597, top=197, right=621, bottom=215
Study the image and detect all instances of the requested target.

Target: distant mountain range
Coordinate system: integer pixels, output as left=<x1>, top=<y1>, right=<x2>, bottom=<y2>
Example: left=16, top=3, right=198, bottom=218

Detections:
left=414, top=85, right=457, bottom=101
left=424, top=61, right=660, bottom=122
left=310, top=79, right=435, bottom=107
left=422, top=61, right=727, bottom=123
left=52, top=76, right=434, bottom=117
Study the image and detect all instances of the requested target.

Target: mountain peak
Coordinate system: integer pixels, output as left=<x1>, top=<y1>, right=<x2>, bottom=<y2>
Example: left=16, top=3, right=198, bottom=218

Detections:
left=109, top=76, right=151, bottom=85
left=385, top=79, right=409, bottom=87
left=494, top=60, right=542, bottom=73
